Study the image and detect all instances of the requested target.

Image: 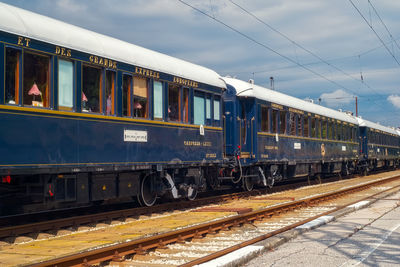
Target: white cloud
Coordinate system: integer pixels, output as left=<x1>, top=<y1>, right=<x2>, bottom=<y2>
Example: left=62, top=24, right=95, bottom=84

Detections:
left=320, top=89, right=355, bottom=107
left=388, top=95, right=400, bottom=109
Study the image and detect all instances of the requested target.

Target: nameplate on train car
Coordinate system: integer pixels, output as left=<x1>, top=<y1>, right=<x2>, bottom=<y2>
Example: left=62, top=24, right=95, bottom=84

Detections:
left=135, top=67, right=160, bottom=79
left=173, top=77, right=199, bottom=88
left=124, top=130, right=147, bottom=142
left=271, top=103, right=283, bottom=110
left=89, top=55, right=117, bottom=69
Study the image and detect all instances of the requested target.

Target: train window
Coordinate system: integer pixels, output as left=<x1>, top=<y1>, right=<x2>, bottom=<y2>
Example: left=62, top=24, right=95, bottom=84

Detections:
left=206, top=97, right=211, bottom=120
left=182, top=88, right=189, bottom=123
left=122, top=74, right=132, bottom=117
left=260, top=106, right=268, bottom=132
left=82, top=65, right=102, bottom=113
left=304, top=116, right=309, bottom=137
left=5, top=47, right=20, bottom=105
left=214, top=98, right=220, bottom=121
left=23, top=52, right=50, bottom=108
left=105, top=71, right=115, bottom=115
left=346, top=126, right=351, bottom=141
left=168, top=84, right=180, bottom=121
left=297, top=115, right=303, bottom=136
left=289, top=113, right=296, bottom=135
left=328, top=122, right=333, bottom=140
left=316, top=120, right=321, bottom=138
left=279, top=111, right=286, bottom=134
left=272, top=109, right=278, bottom=133
left=194, top=94, right=205, bottom=125
left=153, top=81, right=163, bottom=120
left=332, top=123, right=336, bottom=140
left=311, top=118, right=316, bottom=138
left=337, top=123, right=342, bottom=140
left=58, top=59, right=74, bottom=110
left=322, top=120, right=327, bottom=139
left=133, top=76, right=148, bottom=118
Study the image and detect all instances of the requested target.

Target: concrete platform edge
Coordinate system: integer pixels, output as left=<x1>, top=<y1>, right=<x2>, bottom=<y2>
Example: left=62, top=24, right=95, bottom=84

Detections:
left=195, top=187, right=400, bottom=267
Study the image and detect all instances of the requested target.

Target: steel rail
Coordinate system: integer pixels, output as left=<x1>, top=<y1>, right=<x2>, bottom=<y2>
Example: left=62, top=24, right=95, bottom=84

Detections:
left=30, top=174, right=400, bottom=267
left=0, top=187, right=263, bottom=239
left=181, top=177, right=400, bottom=266
left=0, top=175, right=320, bottom=239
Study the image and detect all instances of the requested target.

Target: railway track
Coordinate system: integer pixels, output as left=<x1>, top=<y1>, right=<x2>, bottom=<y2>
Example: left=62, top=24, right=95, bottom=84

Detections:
left=0, top=175, right=329, bottom=240
left=1, top=170, right=399, bottom=266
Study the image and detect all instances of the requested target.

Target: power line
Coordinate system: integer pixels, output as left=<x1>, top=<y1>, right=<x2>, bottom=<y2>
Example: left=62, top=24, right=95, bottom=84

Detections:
left=220, top=34, right=400, bottom=76
left=227, top=0, right=392, bottom=97
left=177, top=0, right=356, bottom=94
left=367, top=0, right=400, bottom=53
left=348, top=0, right=400, bottom=67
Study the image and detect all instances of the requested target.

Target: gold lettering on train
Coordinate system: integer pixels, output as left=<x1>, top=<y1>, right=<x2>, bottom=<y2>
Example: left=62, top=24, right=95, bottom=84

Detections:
left=289, top=107, right=304, bottom=115
left=173, top=76, right=199, bottom=88
left=135, top=67, right=160, bottom=79
left=89, top=55, right=117, bottom=69
left=17, top=36, right=31, bottom=47
left=271, top=103, right=283, bottom=110
left=55, top=46, right=72, bottom=58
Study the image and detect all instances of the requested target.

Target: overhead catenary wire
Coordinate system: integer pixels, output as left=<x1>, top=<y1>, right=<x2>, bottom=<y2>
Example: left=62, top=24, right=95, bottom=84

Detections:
left=227, top=0, right=387, bottom=97
left=178, top=0, right=397, bottom=120
left=177, top=0, right=357, bottom=95
left=367, top=0, right=400, bottom=54
left=348, top=0, right=400, bottom=67
left=220, top=35, right=400, bottom=76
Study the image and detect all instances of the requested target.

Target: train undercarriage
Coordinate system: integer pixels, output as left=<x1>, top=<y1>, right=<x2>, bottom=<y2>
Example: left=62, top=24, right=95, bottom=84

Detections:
left=1, top=158, right=399, bottom=216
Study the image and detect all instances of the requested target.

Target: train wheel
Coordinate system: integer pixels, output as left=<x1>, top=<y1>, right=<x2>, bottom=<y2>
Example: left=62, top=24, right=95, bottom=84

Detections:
left=187, top=185, right=198, bottom=201
left=315, top=174, right=322, bottom=184
left=137, top=174, right=157, bottom=207
left=309, top=174, right=322, bottom=185
left=243, top=176, right=254, bottom=191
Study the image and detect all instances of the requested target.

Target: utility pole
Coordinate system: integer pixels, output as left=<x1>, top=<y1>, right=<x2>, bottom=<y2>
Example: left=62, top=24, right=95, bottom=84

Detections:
left=270, top=77, right=274, bottom=90
left=355, top=96, right=358, bottom=117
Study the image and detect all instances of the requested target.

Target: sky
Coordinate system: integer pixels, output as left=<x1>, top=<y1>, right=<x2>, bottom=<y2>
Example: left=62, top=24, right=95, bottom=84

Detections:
left=3, top=0, right=400, bottom=128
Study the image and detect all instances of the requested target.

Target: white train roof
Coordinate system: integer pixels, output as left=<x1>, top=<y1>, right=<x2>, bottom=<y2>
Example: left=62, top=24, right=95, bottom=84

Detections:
left=0, top=3, right=225, bottom=89
left=223, top=77, right=359, bottom=125
left=356, top=117, right=399, bottom=135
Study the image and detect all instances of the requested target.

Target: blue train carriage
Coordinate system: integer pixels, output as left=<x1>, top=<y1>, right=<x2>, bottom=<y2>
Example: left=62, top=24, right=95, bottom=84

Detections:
left=222, top=77, right=359, bottom=189
left=357, top=118, right=400, bottom=173
left=0, top=3, right=225, bottom=213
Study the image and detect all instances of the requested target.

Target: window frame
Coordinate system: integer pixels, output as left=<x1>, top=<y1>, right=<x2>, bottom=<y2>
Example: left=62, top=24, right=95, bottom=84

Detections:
left=57, top=58, right=75, bottom=111
left=133, top=76, right=149, bottom=119
left=213, top=96, right=221, bottom=126
left=193, top=91, right=206, bottom=125
left=23, top=50, right=51, bottom=109
left=82, top=64, right=103, bottom=114
left=122, top=73, right=133, bottom=117
left=5, top=46, right=22, bottom=106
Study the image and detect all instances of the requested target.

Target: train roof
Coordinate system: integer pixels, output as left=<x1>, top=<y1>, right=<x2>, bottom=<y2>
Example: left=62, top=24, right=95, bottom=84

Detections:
left=0, top=3, right=226, bottom=89
left=223, top=77, right=359, bottom=125
left=356, top=118, right=399, bottom=135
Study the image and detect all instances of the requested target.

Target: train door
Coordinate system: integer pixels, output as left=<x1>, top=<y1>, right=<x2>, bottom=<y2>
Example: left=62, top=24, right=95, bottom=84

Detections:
left=238, top=98, right=255, bottom=160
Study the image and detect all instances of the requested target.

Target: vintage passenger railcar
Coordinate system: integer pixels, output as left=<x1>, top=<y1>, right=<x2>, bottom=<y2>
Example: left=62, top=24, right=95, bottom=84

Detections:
left=222, top=77, right=361, bottom=187
left=1, top=4, right=399, bottom=215
left=0, top=3, right=225, bottom=213
left=357, top=118, right=400, bottom=172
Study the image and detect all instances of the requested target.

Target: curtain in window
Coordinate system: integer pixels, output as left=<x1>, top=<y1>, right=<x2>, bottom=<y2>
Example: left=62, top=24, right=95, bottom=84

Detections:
left=153, top=81, right=163, bottom=119
left=58, top=60, right=73, bottom=108
left=206, top=98, right=211, bottom=119
left=194, top=95, right=205, bottom=125
left=213, top=99, right=220, bottom=120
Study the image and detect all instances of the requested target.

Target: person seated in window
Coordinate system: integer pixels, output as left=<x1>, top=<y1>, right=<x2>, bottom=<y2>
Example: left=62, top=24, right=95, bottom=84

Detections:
left=106, top=94, right=112, bottom=115
left=168, top=105, right=178, bottom=121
